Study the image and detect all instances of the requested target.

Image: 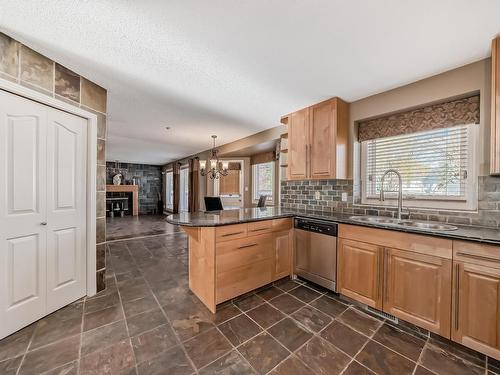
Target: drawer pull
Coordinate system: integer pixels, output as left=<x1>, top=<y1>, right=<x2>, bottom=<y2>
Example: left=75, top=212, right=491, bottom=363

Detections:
left=237, top=243, right=258, bottom=249
left=250, top=228, right=268, bottom=232
left=222, top=231, right=244, bottom=237
left=456, top=252, right=500, bottom=263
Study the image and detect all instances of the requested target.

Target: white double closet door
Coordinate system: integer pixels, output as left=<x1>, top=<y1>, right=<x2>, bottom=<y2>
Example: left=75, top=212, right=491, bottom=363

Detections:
left=0, top=90, right=87, bottom=339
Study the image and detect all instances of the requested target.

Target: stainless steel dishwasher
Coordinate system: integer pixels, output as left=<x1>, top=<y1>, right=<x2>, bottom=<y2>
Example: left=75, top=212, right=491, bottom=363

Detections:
left=294, top=217, right=338, bottom=291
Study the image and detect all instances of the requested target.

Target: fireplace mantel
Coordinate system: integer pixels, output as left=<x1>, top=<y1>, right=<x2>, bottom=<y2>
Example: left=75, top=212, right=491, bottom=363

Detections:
left=106, top=185, right=139, bottom=216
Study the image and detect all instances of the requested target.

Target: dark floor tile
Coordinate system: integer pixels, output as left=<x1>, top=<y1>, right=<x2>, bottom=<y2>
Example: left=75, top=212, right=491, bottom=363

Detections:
left=338, top=308, right=382, bottom=336
left=309, top=295, right=348, bottom=317
left=343, top=361, right=375, bottom=375
left=0, top=324, right=35, bottom=361
left=429, top=335, right=486, bottom=367
left=43, top=361, right=78, bottom=375
left=81, top=320, right=128, bottom=356
left=238, top=333, right=289, bottom=375
left=30, top=301, right=83, bottom=349
left=268, top=318, right=313, bottom=352
left=419, top=344, right=485, bottom=375
left=356, top=340, right=415, bottom=375
left=274, top=278, right=301, bottom=292
left=296, top=336, right=350, bottom=375
left=199, top=350, right=257, bottom=375
left=320, top=320, right=368, bottom=356
left=80, top=339, right=135, bottom=375
left=131, top=324, right=178, bottom=364
left=18, top=335, right=80, bottom=375
left=288, top=286, right=322, bottom=303
left=137, top=345, right=194, bottom=375
left=119, top=283, right=153, bottom=302
left=271, top=355, right=311, bottom=375
left=219, top=315, right=262, bottom=346
left=256, top=286, right=283, bottom=301
left=489, top=356, right=500, bottom=374
left=122, top=295, right=159, bottom=318
left=414, top=366, right=435, bottom=375
left=83, top=303, right=124, bottom=332
left=373, top=323, right=425, bottom=361
left=0, top=356, right=22, bottom=375
left=246, top=303, right=285, bottom=329
left=155, top=284, right=193, bottom=306
left=126, top=309, right=167, bottom=337
left=84, top=291, right=120, bottom=314
left=269, top=294, right=305, bottom=315
left=291, top=306, right=332, bottom=333
left=166, top=296, right=215, bottom=341
left=233, top=294, right=265, bottom=312
left=213, top=303, right=241, bottom=325
left=183, top=328, right=232, bottom=369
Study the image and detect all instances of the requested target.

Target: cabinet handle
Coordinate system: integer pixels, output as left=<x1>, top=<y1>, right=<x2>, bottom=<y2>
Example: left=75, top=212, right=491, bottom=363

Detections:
left=384, top=248, right=389, bottom=303
left=222, top=231, right=244, bottom=237
left=237, top=243, right=258, bottom=249
left=377, top=250, right=382, bottom=300
left=456, top=251, right=500, bottom=263
left=250, top=228, right=267, bottom=232
left=454, top=263, right=460, bottom=331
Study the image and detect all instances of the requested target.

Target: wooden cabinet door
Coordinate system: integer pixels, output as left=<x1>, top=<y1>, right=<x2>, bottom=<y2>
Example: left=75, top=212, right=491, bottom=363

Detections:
left=272, top=230, right=291, bottom=281
left=288, top=108, right=309, bottom=180
left=452, top=261, right=500, bottom=360
left=338, top=239, right=383, bottom=309
left=384, top=249, right=452, bottom=337
left=309, top=100, right=335, bottom=179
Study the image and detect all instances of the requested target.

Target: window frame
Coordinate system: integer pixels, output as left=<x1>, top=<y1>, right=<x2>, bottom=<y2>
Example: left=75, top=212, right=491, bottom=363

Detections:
left=179, top=165, right=189, bottom=212
left=252, top=161, right=275, bottom=204
left=360, top=124, right=478, bottom=211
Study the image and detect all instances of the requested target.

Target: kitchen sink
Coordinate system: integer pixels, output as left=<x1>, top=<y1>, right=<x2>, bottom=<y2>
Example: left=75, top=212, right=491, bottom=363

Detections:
left=349, top=216, right=458, bottom=231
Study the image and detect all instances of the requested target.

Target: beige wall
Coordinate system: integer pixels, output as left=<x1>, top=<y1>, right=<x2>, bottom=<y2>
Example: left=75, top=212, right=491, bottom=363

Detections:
left=349, top=58, right=491, bottom=178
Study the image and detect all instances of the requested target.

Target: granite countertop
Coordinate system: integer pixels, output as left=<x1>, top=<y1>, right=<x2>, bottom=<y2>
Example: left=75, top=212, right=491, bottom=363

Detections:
left=166, top=207, right=500, bottom=245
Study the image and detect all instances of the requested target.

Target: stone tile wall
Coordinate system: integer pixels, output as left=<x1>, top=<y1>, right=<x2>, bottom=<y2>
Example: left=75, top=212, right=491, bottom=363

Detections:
left=0, top=32, right=108, bottom=291
left=281, top=176, right=500, bottom=228
left=106, top=162, right=163, bottom=215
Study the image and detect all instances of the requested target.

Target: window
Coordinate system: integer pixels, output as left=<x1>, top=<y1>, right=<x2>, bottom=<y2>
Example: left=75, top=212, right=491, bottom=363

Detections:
left=361, top=125, right=477, bottom=210
left=252, top=162, right=274, bottom=203
left=179, top=166, right=189, bottom=212
left=165, top=171, right=173, bottom=210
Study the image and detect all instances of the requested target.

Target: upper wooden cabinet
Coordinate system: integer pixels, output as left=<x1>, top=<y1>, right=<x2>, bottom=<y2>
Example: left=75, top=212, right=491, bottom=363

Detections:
left=491, top=37, right=500, bottom=174
left=283, top=97, right=349, bottom=180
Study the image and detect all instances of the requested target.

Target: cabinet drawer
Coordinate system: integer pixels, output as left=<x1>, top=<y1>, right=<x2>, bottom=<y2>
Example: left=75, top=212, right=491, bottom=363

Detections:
left=272, top=218, right=293, bottom=232
left=216, top=259, right=272, bottom=303
left=215, top=223, right=247, bottom=242
left=247, top=220, right=273, bottom=235
left=453, top=241, right=500, bottom=269
left=216, top=234, right=272, bottom=273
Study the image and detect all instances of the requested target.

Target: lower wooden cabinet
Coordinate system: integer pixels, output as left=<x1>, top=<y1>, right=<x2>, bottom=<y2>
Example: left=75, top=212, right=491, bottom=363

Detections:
left=338, top=239, right=383, bottom=309
left=385, top=248, right=451, bottom=337
left=452, top=241, right=500, bottom=360
left=338, top=226, right=452, bottom=337
left=272, top=230, right=292, bottom=281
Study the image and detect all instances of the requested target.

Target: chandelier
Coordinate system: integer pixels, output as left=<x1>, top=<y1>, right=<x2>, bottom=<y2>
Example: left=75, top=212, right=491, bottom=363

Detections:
left=199, top=135, right=229, bottom=179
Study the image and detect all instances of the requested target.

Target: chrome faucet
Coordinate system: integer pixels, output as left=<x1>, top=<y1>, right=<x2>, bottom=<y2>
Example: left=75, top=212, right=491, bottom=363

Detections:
left=380, top=169, right=404, bottom=221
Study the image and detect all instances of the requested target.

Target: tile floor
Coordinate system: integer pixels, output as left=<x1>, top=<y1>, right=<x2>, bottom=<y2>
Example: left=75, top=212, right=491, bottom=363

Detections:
left=0, top=231, right=498, bottom=375
left=106, top=215, right=180, bottom=241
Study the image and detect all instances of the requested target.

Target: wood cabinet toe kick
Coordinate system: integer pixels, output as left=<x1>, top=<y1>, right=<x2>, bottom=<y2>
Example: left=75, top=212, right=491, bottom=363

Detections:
left=181, top=218, right=293, bottom=313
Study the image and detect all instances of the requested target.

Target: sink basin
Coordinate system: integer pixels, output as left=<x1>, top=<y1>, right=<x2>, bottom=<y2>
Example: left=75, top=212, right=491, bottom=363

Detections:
left=349, top=216, right=402, bottom=225
left=349, top=216, right=458, bottom=231
left=399, top=221, right=458, bottom=231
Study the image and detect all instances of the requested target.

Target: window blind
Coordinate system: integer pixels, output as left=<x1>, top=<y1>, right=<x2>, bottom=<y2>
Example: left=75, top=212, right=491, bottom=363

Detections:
left=364, top=126, right=470, bottom=199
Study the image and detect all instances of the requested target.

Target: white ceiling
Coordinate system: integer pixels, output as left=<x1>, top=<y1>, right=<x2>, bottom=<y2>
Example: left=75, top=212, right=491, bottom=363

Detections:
left=1, top=0, right=499, bottom=165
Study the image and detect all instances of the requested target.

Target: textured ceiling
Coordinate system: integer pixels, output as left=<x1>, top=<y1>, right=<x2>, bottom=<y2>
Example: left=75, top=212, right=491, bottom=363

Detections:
left=1, top=0, right=499, bottom=165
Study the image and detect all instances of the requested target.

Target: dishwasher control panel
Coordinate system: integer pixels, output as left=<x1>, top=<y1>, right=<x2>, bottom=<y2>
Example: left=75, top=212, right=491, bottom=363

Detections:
left=294, top=218, right=337, bottom=237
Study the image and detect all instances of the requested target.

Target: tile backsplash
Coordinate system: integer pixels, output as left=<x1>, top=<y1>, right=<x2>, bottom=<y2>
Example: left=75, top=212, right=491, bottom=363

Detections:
left=280, top=176, right=500, bottom=228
